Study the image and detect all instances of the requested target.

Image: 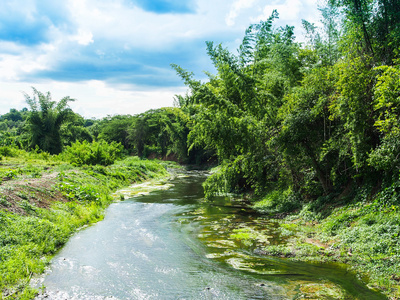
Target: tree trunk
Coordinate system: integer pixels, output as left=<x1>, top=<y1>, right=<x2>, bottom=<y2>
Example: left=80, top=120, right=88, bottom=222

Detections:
left=303, top=142, right=332, bottom=194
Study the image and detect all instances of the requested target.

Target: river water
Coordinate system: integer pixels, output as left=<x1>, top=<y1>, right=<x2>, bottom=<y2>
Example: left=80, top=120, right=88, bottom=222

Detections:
left=35, top=171, right=385, bottom=299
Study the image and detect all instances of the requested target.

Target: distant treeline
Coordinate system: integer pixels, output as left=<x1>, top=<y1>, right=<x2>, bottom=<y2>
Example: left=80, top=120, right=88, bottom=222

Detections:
left=0, top=96, right=212, bottom=165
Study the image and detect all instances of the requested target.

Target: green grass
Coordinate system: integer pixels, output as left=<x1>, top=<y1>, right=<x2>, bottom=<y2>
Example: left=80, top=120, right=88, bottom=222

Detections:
left=0, top=151, right=170, bottom=299
left=317, top=203, right=400, bottom=295
left=251, top=187, right=400, bottom=298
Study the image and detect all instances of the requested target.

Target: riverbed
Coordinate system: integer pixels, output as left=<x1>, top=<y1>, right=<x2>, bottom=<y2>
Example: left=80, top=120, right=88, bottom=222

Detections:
left=35, top=171, right=385, bottom=299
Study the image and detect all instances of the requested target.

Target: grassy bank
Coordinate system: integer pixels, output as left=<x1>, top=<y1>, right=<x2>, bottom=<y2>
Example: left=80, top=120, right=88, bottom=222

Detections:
left=245, top=188, right=400, bottom=299
left=0, top=149, right=170, bottom=299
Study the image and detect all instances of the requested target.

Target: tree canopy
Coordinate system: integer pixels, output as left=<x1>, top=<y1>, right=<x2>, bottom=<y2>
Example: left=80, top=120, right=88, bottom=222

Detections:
left=24, top=88, right=75, bottom=154
left=172, top=1, right=400, bottom=201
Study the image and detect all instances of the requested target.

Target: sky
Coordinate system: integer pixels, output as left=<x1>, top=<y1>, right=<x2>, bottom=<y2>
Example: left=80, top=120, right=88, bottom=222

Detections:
left=0, top=0, right=320, bottom=119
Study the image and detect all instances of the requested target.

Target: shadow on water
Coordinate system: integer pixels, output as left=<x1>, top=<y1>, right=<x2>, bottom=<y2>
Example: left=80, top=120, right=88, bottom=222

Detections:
left=35, top=171, right=386, bottom=299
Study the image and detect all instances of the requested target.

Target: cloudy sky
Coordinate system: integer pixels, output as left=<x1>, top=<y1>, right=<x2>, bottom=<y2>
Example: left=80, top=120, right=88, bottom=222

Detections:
left=0, top=0, right=320, bottom=118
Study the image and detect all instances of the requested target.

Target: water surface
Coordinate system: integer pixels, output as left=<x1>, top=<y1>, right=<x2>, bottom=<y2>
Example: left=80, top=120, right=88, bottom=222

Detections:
left=36, top=172, right=385, bottom=299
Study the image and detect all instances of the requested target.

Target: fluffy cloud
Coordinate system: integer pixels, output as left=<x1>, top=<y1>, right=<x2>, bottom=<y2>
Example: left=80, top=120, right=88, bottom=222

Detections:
left=253, top=0, right=321, bottom=31
left=225, top=0, right=257, bottom=26
left=0, top=0, right=320, bottom=118
left=71, top=29, right=94, bottom=46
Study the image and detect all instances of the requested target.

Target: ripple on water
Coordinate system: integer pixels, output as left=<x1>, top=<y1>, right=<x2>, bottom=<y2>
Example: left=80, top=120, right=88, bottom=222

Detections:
left=154, top=266, right=179, bottom=275
left=130, top=250, right=150, bottom=261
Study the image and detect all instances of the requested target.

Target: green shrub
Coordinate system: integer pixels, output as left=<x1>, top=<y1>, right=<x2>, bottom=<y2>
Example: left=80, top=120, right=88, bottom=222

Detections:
left=0, top=169, right=18, bottom=180
left=60, top=140, right=124, bottom=166
left=253, top=187, right=301, bottom=214
left=0, top=146, right=19, bottom=157
left=374, top=179, right=400, bottom=207
left=202, top=160, right=244, bottom=199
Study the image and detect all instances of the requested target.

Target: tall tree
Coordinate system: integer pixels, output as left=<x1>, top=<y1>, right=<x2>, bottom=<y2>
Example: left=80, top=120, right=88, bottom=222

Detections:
left=97, top=115, right=134, bottom=149
left=25, top=87, right=75, bottom=154
left=330, top=0, right=400, bottom=63
left=173, top=13, right=305, bottom=197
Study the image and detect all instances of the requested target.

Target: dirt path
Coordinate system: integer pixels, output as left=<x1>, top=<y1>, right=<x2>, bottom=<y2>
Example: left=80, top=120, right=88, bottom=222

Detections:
left=0, top=172, right=69, bottom=215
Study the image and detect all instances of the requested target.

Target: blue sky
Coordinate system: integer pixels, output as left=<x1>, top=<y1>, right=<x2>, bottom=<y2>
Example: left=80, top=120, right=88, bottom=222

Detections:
left=0, top=0, right=319, bottom=118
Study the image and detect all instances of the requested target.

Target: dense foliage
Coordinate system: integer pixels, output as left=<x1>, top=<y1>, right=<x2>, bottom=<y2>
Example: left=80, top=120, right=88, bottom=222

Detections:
left=172, top=1, right=400, bottom=205
left=170, top=4, right=400, bottom=294
left=24, top=88, right=76, bottom=154
left=0, top=102, right=210, bottom=164
left=60, top=140, right=124, bottom=166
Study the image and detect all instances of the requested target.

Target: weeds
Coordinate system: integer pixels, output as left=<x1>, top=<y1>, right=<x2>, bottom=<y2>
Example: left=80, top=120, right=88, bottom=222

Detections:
left=59, top=140, right=124, bottom=166
left=252, top=187, right=301, bottom=214
left=0, top=152, right=169, bottom=299
left=0, top=197, right=11, bottom=207
left=250, top=182, right=400, bottom=298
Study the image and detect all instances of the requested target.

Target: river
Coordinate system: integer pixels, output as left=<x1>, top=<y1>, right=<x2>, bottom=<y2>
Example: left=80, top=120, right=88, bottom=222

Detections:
left=35, top=171, right=385, bottom=299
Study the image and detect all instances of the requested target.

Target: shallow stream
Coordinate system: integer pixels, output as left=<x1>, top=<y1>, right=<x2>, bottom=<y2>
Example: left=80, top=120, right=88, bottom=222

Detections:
left=35, top=171, right=385, bottom=299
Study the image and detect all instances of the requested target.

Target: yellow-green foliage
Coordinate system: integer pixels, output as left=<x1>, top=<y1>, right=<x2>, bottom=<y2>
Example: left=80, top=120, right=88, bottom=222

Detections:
left=59, top=140, right=124, bottom=166
left=0, top=202, right=106, bottom=299
left=253, top=187, right=300, bottom=213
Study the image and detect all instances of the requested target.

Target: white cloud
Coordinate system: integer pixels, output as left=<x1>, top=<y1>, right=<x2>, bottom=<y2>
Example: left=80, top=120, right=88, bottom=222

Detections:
left=256, top=0, right=319, bottom=27
left=71, top=29, right=94, bottom=46
left=254, top=0, right=303, bottom=23
left=0, top=44, right=52, bottom=81
left=0, top=0, right=323, bottom=118
left=0, top=82, right=27, bottom=112
left=249, top=0, right=320, bottom=42
left=0, top=80, right=184, bottom=118
left=65, top=0, right=234, bottom=50
left=63, top=81, right=184, bottom=118
left=225, top=0, right=256, bottom=26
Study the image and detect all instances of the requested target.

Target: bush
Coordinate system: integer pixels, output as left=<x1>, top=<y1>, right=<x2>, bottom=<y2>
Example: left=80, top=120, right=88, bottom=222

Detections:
left=374, top=179, right=400, bottom=207
left=202, top=157, right=250, bottom=199
left=0, top=146, right=19, bottom=157
left=60, top=140, right=124, bottom=166
left=253, top=187, right=301, bottom=214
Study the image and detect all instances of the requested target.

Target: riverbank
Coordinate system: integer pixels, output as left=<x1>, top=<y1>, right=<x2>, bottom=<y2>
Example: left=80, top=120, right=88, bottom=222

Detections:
left=0, top=152, right=172, bottom=299
left=246, top=191, right=400, bottom=299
